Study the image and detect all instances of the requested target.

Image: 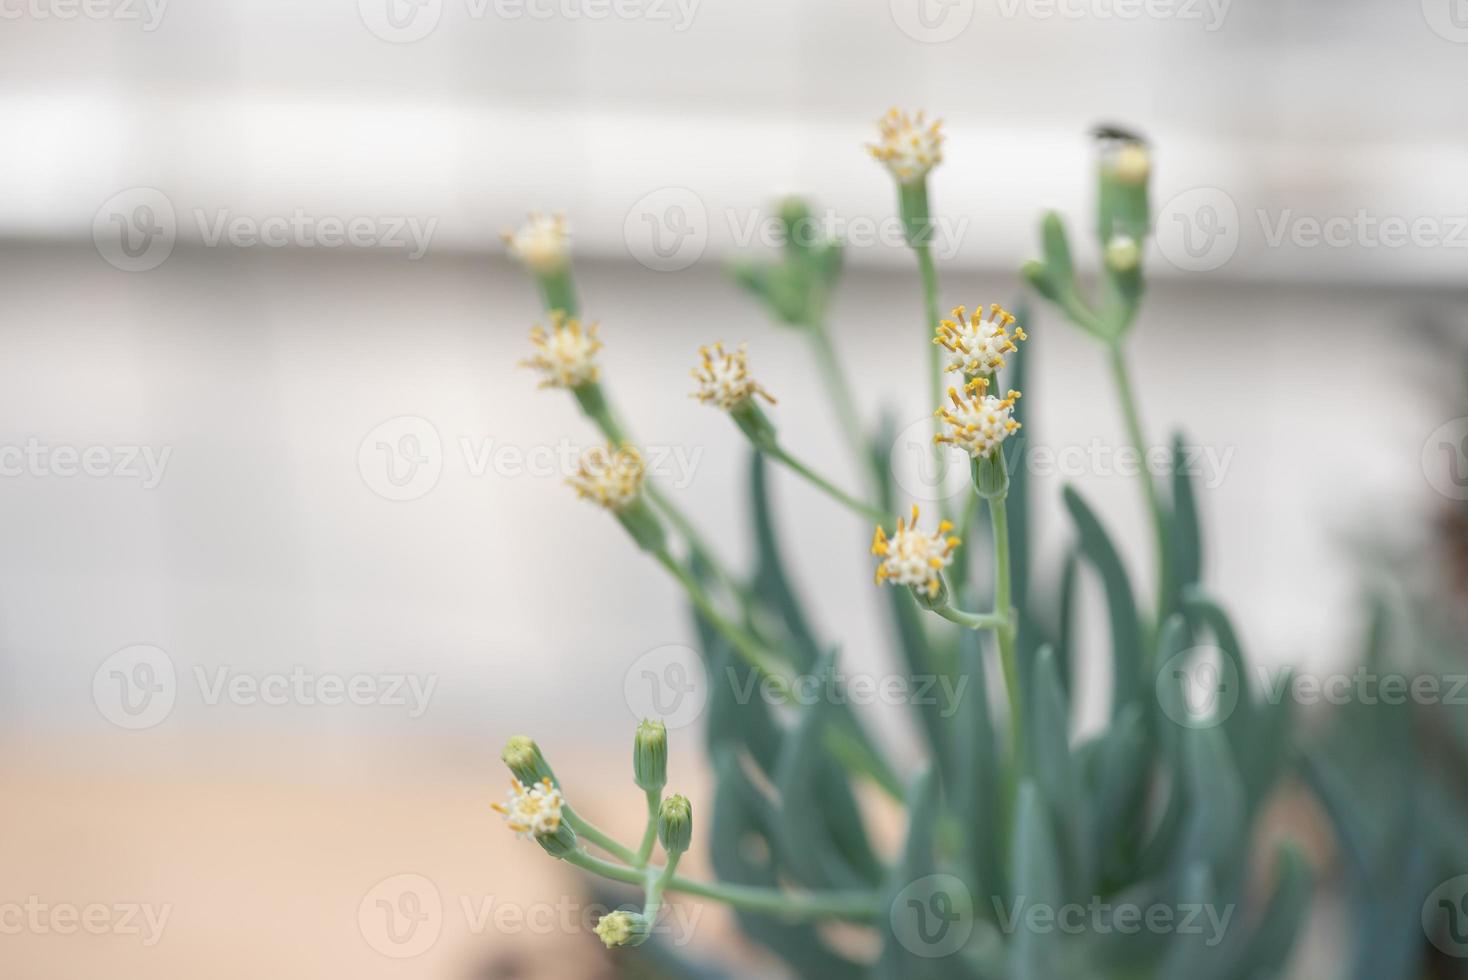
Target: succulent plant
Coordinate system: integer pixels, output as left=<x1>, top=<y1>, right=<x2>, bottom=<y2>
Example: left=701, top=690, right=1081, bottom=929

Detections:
left=496, top=115, right=1312, bottom=978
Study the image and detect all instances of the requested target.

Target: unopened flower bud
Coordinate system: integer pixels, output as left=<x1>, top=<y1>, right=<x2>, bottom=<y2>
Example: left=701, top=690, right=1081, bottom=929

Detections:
left=658, top=794, right=693, bottom=856
left=536, top=819, right=579, bottom=858
left=1105, top=234, right=1141, bottom=273
left=595, top=910, right=652, bottom=948
left=1107, top=142, right=1151, bottom=186
left=501, top=735, right=555, bottom=786
left=634, top=719, right=668, bottom=793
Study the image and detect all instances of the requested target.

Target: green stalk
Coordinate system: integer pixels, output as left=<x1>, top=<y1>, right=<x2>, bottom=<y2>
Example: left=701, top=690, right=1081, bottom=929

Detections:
left=989, top=493, right=1022, bottom=774
left=574, top=383, right=747, bottom=604
left=931, top=604, right=1007, bottom=632
left=652, top=545, right=903, bottom=801
left=561, top=806, right=639, bottom=866
left=766, top=444, right=885, bottom=524
left=806, top=319, right=869, bottom=478
left=562, top=850, right=879, bottom=921
left=1106, top=342, right=1171, bottom=626
left=634, top=789, right=660, bottom=868
left=915, top=243, right=942, bottom=420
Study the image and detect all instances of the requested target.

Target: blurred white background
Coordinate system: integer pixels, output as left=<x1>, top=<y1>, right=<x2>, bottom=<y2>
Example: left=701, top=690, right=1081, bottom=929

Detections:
left=2, top=0, right=1466, bottom=976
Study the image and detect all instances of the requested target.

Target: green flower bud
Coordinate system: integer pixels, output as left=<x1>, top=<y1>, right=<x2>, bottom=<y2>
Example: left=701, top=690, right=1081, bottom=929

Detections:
left=634, top=718, right=668, bottom=792
left=535, top=819, right=579, bottom=858
left=615, top=496, right=667, bottom=554
left=594, top=910, right=652, bottom=949
left=658, top=794, right=693, bottom=856
left=1104, top=234, right=1141, bottom=274
left=972, top=450, right=1010, bottom=501
left=910, top=574, right=950, bottom=612
left=501, top=735, right=555, bottom=786
left=730, top=400, right=779, bottom=452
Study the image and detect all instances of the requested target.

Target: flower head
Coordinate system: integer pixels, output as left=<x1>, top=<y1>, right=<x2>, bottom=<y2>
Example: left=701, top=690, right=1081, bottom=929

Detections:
left=492, top=776, right=565, bottom=839
left=934, top=304, right=1027, bottom=378
left=867, top=108, right=944, bottom=184
left=935, top=379, right=1022, bottom=459
left=502, top=212, right=569, bottom=274
left=595, top=910, right=652, bottom=949
left=522, top=311, right=601, bottom=389
left=567, top=444, right=645, bottom=511
left=691, top=342, right=776, bottom=411
left=872, top=505, right=959, bottom=598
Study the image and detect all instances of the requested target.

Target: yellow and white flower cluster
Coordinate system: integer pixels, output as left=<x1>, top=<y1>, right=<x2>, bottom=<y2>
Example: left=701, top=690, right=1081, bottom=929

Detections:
left=502, top=212, right=570, bottom=274
left=935, top=379, right=1022, bottom=460
left=872, top=505, right=959, bottom=598
left=567, top=444, right=646, bottom=511
left=691, top=342, right=776, bottom=411
left=867, top=108, right=944, bottom=184
left=492, top=776, right=565, bottom=839
left=935, top=304, right=1027, bottom=378
left=522, top=311, right=602, bottom=390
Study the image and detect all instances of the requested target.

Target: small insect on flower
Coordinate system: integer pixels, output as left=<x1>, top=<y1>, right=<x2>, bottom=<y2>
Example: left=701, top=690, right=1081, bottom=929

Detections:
left=935, top=379, right=1022, bottom=460
left=567, top=444, right=646, bottom=511
left=522, top=311, right=602, bottom=390
left=501, top=212, right=570, bottom=274
left=867, top=108, right=944, bottom=185
left=935, top=304, right=1028, bottom=378
left=872, top=505, right=960, bottom=599
left=691, top=342, right=777, bottom=411
left=492, top=776, right=565, bottom=839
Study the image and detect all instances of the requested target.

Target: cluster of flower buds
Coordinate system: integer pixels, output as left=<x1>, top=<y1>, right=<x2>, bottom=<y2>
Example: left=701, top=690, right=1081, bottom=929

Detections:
left=495, top=722, right=692, bottom=950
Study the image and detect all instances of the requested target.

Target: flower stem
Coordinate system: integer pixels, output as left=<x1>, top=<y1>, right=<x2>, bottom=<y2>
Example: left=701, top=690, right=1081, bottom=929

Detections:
left=766, top=444, right=886, bottom=524
left=806, top=319, right=869, bottom=475
left=561, top=805, right=639, bottom=866
left=562, top=849, right=879, bottom=921
left=1106, top=342, right=1171, bottom=626
left=930, top=604, right=1007, bottom=632
left=989, top=493, right=1023, bottom=774
left=634, top=788, right=660, bottom=868
left=915, top=244, right=942, bottom=420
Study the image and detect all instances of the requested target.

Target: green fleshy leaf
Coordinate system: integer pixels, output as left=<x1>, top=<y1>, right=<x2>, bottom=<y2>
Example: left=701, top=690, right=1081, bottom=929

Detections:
left=1007, top=782, right=1062, bottom=980
left=1230, top=844, right=1313, bottom=980
left=1064, top=485, right=1145, bottom=718
left=708, top=749, right=866, bottom=979
left=1170, top=432, right=1203, bottom=594
left=954, top=630, right=1003, bottom=902
left=772, top=654, right=883, bottom=889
